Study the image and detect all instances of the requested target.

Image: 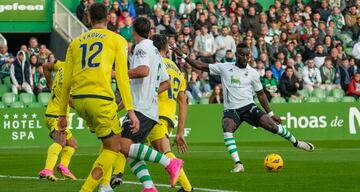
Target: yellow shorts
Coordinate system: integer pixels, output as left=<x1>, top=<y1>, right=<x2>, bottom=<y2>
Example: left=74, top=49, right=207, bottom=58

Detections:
left=45, top=116, right=73, bottom=140
left=73, top=97, right=121, bottom=138
left=146, top=119, right=173, bottom=143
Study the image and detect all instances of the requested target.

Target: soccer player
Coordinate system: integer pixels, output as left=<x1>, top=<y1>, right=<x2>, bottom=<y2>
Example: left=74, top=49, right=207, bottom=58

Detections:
left=38, top=60, right=77, bottom=181
left=111, top=17, right=183, bottom=192
left=58, top=3, right=139, bottom=192
left=172, top=43, right=315, bottom=173
left=111, top=34, right=193, bottom=192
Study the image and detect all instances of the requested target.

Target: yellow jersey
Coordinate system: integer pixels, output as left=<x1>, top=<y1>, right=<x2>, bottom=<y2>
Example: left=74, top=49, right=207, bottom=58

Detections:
left=45, top=61, right=70, bottom=117
left=59, top=29, right=133, bottom=116
left=158, top=58, right=186, bottom=124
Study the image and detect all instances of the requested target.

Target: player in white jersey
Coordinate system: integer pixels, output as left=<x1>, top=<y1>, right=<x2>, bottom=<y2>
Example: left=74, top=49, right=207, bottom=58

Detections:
left=116, top=17, right=183, bottom=192
left=172, top=43, right=315, bottom=173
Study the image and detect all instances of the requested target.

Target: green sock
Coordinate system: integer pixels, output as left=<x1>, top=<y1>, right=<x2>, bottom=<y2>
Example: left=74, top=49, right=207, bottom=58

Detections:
left=129, top=158, right=154, bottom=189
left=277, top=125, right=297, bottom=144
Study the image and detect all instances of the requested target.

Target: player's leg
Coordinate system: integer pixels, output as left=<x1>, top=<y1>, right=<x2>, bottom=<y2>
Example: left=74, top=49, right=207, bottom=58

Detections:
left=81, top=134, right=121, bottom=192
left=243, top=104, right=315, bottom=152
left=258, top=114, right=315, bottom=151
left=39, top=117, right=67, bottom=181
left=57, top=135, right=77, bottom=180
left=98, top=144, right=118, bottom=192
left=73, top=98, right=124, bottom=192
left=222, top=110, right=244, bottom=172
left=149, top=121, right=192, bottom=191
left=109, top=153, right=126, bottom=189
left=119, top=112, right=183, bottom=188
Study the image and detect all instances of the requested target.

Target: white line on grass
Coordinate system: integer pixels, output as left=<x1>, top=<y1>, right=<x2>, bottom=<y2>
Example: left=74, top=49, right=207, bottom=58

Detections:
left=0, top=174, right=239, bottom=192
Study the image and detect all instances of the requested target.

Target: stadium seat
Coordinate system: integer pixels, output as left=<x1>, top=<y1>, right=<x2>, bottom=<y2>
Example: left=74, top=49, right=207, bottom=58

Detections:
left=38, top=92, right=51, bottom=106
left=19, top=93, right=35, bottom=106
left=306, top=97, right=321, bottom=103
left=11, top=101, right=24, bottom=108
left=27, top=102, right=43, bottom=108
left=298, top=89, right=310, bottom=98
left=200, top=97, right=209, bottom=104
left=2, top=92, right=16, bottom=106
left=288, top=97, right=302, bottom=103
left=342, top=96, right=356, bottom=102
left=332, top=88, right=345, bottom=99
left=325, top=96, right=338, bottom=102
left=0, top=102, right=5, bottom=108
left=312, top=88, right=326, bottom=100
left=270, top=97, right=286, bottom=103
left=0, top=84, right=8, bottom=98
left=2, top=76, right=12, bottom=90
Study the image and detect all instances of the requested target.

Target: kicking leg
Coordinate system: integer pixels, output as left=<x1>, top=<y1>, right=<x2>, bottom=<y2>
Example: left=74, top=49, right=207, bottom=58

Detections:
left=259, top=115, right=315, bottom=152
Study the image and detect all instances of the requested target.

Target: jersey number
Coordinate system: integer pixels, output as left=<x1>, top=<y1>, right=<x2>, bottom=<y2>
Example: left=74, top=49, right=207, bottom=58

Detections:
left=79, top=42, right=103, bottom=69
left=167, top=75, right=180, bottom=100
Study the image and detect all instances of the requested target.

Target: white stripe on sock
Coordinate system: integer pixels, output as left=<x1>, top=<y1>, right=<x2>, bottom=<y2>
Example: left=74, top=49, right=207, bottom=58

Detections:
left=227, top=145, right=237, bottom=151
left=159, top=156, right=171, bottom=167
left=130, top=160, right=143, bottom=171
left=224, top=132, right=233, bottom=138
left=225, top=140, right=236, bottom=145
left=149, top=150, right=157, bottom=161
left=139, top=146, right=148, bottom=159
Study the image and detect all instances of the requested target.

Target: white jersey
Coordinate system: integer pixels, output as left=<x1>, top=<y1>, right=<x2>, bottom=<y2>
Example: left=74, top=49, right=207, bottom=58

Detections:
left=209, top=63, right=263, bottom=110
left=130, top=39, right=169, bottom=121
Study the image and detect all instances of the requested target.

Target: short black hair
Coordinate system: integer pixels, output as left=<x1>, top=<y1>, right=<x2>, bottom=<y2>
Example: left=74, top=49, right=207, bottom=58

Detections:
left=265, top=67, right=272, bottom=72
left=89, top=3, right=107, bottom=24
left=226, top=49, right=232, bottom=53
left=151, top=34, right=168, bottom=51
left=133, top=17, right=151, bottom=38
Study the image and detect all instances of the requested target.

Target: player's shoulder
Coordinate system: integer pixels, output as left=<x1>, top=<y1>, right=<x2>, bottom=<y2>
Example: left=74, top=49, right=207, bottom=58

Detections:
left=163, top=57, right=181, bottom=73
left=246, top=65, right=260, bottom=78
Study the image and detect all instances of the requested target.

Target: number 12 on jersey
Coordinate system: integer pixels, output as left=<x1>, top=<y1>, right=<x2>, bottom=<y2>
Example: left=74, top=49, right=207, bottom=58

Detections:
left=167, top=75, right=180, bottom=100
left=79, top=42, right=103, bottom=69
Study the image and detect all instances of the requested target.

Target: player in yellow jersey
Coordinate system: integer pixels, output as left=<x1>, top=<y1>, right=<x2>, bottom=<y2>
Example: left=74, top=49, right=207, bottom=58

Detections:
left=110, top=34, right=193, bottom=192
left=57, top=3, right=139, bottom=192
left=38, top=60, right=77, bottom=182
left=150, top=34, right=192, bottom=192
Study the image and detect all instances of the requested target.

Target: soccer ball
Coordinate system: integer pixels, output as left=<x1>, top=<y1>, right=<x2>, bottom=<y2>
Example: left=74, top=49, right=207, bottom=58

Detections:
left=264, top=153, right=284, bottom=172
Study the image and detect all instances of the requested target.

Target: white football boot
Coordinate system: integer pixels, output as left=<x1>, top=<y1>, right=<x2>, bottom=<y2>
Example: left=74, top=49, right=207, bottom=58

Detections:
left=295, top=140, right=315, bottom=152
left=230, top=163, right=245, bottom=173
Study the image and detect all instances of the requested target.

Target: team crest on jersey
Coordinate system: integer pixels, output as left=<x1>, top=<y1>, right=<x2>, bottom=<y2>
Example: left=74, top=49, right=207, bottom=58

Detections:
left=230, top=75, right=241, bottom=85
left=135, top=48, right=147, bottom=58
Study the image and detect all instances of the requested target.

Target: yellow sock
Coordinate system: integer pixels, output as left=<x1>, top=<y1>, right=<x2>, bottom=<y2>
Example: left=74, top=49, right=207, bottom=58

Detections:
left=100, top=166, right=112, bottom=185
left=166, top=152, right=192, bottom=191
left=45, top=143, right=63, bottom=170
left=81, top=149, right=118, bottom=192
left=113, top=153, right=126, bottom=175
left=60, top=146, right=75, bottom=167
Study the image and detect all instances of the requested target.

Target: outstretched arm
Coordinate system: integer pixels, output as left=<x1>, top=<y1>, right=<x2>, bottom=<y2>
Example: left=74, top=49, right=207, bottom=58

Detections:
left=171, top=46, right=210, bottom=72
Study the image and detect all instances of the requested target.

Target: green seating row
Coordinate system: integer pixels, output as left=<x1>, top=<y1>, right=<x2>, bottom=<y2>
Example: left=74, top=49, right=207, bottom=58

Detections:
left=0, top=92, right=50, bottom=108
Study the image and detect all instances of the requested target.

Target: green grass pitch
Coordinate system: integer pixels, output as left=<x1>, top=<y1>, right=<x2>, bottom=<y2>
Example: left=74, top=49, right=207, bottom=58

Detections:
left=0, top=141, right=359, bottom=192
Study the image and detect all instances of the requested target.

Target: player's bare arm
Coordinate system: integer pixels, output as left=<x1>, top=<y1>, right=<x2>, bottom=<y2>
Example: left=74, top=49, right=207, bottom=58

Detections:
left=128, top=65, right=150, bottom=79
left=256, top=90, right=281, bottom=124
left=171, top=46, right=210, bottom=72
left=42, top=61, right=55, bottom=90
left=174, top=90, right=188, bottom=153
left=158, top=80, right=171, bottom=93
